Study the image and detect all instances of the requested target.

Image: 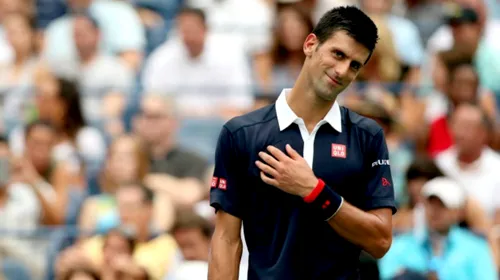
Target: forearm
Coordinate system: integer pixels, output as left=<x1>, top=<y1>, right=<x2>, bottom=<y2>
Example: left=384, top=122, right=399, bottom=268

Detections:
left=326, top=202, right=392, bottom=258
left=28, top=180, right=65, bottom=225
left=208, top=234, right=243, bottom=280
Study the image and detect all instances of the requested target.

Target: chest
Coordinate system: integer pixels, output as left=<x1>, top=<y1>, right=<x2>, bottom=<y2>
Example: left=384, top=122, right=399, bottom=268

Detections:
left=245, top=124, right=367, bottom=206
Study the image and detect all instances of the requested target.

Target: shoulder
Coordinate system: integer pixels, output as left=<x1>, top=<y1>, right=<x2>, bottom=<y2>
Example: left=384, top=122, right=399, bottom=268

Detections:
left=341, top=106, right=383, bottom=138
left=453, top=228, right=489, bottom=248
left=223, top=104, right=277, bottom=135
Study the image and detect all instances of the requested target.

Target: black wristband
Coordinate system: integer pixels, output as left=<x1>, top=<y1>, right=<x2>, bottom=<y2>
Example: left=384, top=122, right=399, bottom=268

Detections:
left=304, top=180, right=344, bottom=221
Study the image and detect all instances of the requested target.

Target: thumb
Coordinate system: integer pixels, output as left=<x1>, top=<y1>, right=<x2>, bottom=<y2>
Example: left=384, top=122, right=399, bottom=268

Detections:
left=286, top=144, right=301, bottom=160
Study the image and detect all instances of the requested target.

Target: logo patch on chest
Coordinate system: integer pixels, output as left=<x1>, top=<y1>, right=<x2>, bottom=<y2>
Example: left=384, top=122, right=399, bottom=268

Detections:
left=331, top=144, right=347, bottom=158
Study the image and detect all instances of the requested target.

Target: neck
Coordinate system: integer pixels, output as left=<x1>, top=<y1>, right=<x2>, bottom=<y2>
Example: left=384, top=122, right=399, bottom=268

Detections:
left=287, top=71, right=335, bottom=128
left=150, top=136, right=175, bottom=159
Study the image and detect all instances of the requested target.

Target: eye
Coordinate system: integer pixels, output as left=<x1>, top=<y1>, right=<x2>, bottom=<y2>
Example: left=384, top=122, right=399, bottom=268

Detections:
left=333, top=50, right=345, bottom=59
left=351, top=63, right=361, bottom=71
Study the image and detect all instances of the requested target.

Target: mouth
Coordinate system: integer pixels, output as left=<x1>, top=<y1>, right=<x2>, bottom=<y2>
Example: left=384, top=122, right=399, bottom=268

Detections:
left=326, top=74, right=342, bottom=87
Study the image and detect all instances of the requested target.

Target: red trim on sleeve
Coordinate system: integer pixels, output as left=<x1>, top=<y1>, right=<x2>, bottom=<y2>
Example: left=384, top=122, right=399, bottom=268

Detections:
left=304, top=179, right=325, bottom=203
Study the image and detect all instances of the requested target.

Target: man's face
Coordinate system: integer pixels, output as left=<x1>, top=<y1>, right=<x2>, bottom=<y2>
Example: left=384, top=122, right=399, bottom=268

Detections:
left=448, top=65, right=478, bottom=105
left=116, top=187, right=151, bottom=232
left=173, top=228, right=210, bottom=261
left=425, top=197, right=459, bottom=232
left=177, top=13, right=206, bottom=57
left=136, top=96, right=175, bottom=145
left=25, top=126, right=55, bottom=172
left=450, top=22, right=481, bottom=47
left=303, top=31, right=370, bottom=101
left=450, top=105, right=486, bottom=152
left=73, top=16, right=99, bottom=57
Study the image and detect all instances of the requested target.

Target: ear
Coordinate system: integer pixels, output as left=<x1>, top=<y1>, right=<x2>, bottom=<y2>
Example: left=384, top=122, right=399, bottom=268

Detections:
left=303, top=33, right=318, bottom=57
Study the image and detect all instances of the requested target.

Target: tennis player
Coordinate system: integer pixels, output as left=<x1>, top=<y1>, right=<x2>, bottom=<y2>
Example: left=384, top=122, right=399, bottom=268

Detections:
left=209, top=6, right=396, bottom=280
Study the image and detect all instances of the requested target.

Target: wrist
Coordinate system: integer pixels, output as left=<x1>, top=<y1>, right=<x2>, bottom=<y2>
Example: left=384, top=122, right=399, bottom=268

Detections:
left=300, top=177, right=319, bottom=198
left=303, top=179, right=344, bottom=221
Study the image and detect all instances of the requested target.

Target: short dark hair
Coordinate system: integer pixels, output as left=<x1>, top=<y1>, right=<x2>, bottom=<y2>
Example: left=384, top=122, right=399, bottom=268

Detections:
left=119, top=183, right=155, bottom=205
left=406, top=156, right=444, bottom=182
left=25, top=120, right=55, bottom=139
left=177, top=7, right=206, bottom=26
left=172, top=210, right=214, bottom=239
left=312, top=6, right=379, bottom=63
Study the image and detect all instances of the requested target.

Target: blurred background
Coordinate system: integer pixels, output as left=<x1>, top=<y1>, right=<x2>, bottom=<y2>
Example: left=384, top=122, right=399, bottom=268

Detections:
left=0, top=0, right=499, bottom=279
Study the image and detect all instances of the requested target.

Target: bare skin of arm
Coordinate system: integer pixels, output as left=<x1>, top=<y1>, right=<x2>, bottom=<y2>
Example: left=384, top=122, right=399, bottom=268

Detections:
left=327, top=206, right=393, bottom=259
left=208, top=210, right=243, bottom=280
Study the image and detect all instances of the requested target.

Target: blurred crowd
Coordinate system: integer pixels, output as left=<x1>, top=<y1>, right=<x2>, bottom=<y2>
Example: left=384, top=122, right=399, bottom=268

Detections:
left=0, top=0, right=500, bottom=279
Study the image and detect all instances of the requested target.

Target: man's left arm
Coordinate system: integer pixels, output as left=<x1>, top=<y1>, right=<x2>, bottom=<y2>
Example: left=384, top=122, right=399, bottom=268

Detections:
left=324, top=130, right=396, bottom=258
left=256, top=130, right=396, bottom=259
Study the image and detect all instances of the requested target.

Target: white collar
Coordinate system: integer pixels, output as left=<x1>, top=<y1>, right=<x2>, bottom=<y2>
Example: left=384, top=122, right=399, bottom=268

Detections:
left=275, top=88, right=342, bottom=132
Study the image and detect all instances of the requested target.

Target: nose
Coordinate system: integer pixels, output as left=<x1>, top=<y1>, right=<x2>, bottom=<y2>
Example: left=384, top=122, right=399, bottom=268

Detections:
left=333, top=60, right=351, bottom=78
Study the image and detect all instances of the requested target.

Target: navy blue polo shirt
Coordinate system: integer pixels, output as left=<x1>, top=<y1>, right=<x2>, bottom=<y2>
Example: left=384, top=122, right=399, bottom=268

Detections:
left=210, top=90, right=397, bottom=280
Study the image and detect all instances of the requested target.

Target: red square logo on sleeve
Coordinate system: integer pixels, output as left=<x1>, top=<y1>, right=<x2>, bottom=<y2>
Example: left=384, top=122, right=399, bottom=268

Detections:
left=331, top=144, right=347, bottom=158
left=218, top=178, right=227, bottom=190
left=211, top=177, right=218, bottom=188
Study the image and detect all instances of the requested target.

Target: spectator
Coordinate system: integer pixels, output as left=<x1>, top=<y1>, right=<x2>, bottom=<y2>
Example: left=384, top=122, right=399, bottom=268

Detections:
left=0, top=13, right=39, bottom=134
left=141, top=7, right=253, bottom=118
left=9, top=75, right=106, bottom=175
left=56, top=228, right=137, bottom=280
left=435, top=103, right=500, bottom=219
left=43, top=0, right=146, bottom=71
left=254, top=4, right=313, bottom=95
left=427, top=4, right=500, bottom=98
left=12, top=120, right=80, bottom=226
left=78, top=183, right=178, bottom=280
left=134, top=94, right=210, bottom=207
left=360, top=0, right=424, bottom=85
left=48, top=12, right=134, bottom=131
left=0, top=0, right=34, bottom=66
left=198, top=0, right=273, bottom=58
left=379, top=177, right=497, bottom=280
left=0, top=134, right=46, bottom=279
left=171, top=210, right=212, bottom=262
left=392, top=156, right=443, bottom=234
left=427, top=61, right=497, bottom=157
left=79, top=134, right=175, bottom=235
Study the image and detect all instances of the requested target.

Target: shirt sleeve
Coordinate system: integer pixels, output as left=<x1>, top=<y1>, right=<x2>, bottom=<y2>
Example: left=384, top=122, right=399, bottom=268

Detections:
left=471, top=238, right=498, bottom=280
left=209, top=125, right=246, bottom=219
left=364, top=130, right=397, bottom=214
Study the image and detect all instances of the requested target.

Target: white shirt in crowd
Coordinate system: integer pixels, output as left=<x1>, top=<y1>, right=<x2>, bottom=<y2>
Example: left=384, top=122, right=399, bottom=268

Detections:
left=435, top=147, right=500, bottom=218
left=187, top=0, right=274, bottom=56
left=0, top=182, right=46, bottom=278
left=142, top=35, right=254, bottom=117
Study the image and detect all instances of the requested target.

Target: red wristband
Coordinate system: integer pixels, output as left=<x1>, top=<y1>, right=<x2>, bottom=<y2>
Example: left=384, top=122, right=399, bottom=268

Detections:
left=303, top=179, right=325, bottom=203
